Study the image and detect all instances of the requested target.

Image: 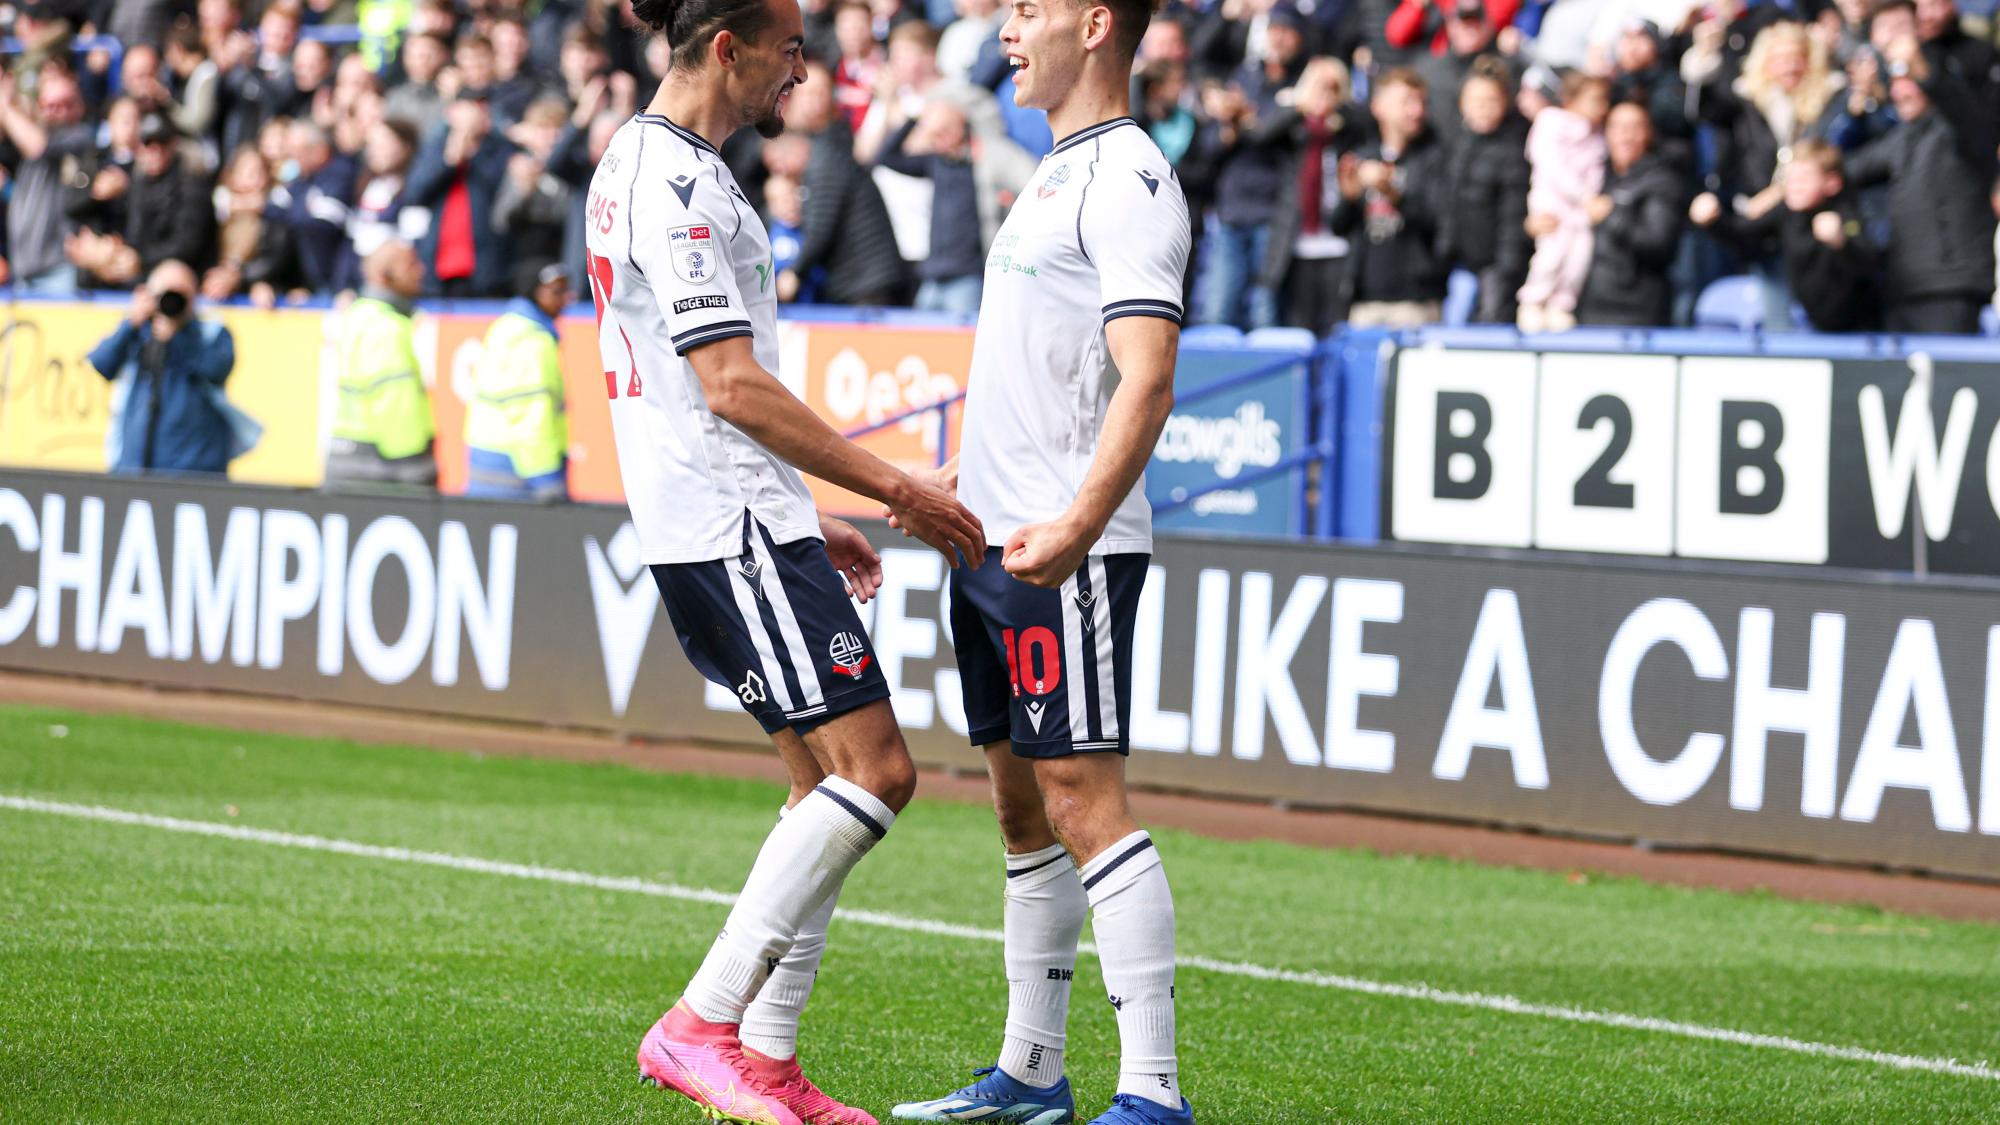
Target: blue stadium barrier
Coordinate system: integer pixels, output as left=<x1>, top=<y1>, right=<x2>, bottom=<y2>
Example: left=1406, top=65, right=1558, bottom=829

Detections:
left=1331, top=327, right=1394, bottom=541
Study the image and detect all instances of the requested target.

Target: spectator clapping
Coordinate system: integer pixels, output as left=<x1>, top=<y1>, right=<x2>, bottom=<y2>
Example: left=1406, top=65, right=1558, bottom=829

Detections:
left=0, top=0, right=1984, bottom=334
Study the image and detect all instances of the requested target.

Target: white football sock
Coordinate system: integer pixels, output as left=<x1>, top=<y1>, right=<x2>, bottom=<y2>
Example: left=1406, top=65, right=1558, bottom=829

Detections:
left=740, top=804, right=844, bottom=1061
left=996, top=842, right=1086, bottom=1089
left=681, top=776, right=892, bottom=1025
left=1082, top=831, right=1181, bottom=1109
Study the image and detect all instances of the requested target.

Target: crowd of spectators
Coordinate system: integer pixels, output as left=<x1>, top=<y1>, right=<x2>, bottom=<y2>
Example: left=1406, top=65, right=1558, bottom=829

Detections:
left=3, top=0, right=1998, bottom=334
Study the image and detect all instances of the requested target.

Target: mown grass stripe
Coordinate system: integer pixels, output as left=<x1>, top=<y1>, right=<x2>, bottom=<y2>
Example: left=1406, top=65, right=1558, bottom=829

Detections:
left=6, top=792, right=1996, bottom=1083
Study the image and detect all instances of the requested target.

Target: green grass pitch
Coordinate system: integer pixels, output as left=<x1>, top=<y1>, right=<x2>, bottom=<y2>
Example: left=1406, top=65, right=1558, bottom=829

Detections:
left=2, top=704, right=1999, bottom=1123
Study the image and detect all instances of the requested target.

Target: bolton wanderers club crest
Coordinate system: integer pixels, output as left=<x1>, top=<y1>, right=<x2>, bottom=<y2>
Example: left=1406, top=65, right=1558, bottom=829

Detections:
left=670, top=224, right=716, bottom=284
left=1038, top=165, right=1071, bottom=199
left=828, top=632, right=871, bottom=678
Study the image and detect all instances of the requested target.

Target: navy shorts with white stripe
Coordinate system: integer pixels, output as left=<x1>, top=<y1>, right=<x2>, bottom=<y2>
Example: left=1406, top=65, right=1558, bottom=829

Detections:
left=651, top=511, right=889, bottom=735
left=950, top=547, right=1148, bottom=757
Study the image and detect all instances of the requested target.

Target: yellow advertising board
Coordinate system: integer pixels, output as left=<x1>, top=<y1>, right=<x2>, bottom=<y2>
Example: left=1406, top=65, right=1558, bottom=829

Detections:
left=0, top=300, right=977, bottom=510
left=0, top=300, right=327, bottom=485
left=0, top=302, right=122, bottom=473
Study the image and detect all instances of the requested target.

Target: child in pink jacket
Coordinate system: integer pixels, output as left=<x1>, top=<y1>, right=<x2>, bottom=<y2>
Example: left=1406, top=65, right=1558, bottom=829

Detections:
left=1518, top=74, right=1612, bottom=333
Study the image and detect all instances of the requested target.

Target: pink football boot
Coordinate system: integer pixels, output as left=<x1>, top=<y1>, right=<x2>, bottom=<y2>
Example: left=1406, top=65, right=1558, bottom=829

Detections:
left=743, top=1047, right=880, bottom=1125
left=638, top=1002, right=804, bottom=1125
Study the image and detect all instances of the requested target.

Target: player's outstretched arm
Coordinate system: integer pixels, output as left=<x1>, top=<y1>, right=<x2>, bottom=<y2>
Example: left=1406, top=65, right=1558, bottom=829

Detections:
left=1003, top=316, right=1178, bottom=588
left=688, top=336, right=985, bottom=567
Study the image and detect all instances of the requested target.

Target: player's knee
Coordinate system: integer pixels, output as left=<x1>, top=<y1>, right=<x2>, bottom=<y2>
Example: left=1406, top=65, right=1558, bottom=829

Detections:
left=993, top=794, right=1054, bottom=852
left=1039, top=788, right=1091, bottom=844
left=853, top=752, right=917, bottom=813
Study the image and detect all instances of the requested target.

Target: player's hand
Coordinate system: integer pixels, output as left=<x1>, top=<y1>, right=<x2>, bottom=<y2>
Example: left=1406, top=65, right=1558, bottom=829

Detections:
left=885, top=474, right=984, bottom=569
left=883, top=461, right=959, bottom=526
left=1001, top=516, right=1092, bottom=589
left=819, top=515, right=884, bottom=604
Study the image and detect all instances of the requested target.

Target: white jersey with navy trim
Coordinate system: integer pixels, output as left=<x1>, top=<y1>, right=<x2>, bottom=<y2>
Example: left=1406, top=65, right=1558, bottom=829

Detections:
left=584, top=113, right=818, bottom=564
left=957, top=116, right=1192, bottom=555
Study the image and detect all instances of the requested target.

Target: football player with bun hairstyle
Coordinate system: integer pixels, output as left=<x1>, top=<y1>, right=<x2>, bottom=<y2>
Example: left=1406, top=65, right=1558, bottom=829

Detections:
left=591, top=1, right=983, bottom=1123
left=888, top=0, right=1197, bottom=1118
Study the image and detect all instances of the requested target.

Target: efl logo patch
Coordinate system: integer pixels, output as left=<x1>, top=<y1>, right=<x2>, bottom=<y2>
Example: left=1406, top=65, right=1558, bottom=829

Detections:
left=828, top=631, right=871, bottom=678
left=673, top=295, right=731, bottom=313
left=669, top=224, right=716, bottom=284
left=1038, top=165, right=1071, bottom=198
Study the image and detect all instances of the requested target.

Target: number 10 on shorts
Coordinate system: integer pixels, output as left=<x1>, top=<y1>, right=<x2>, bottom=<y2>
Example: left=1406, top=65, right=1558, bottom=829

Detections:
left=1001, top=627, right=1061, bottom=699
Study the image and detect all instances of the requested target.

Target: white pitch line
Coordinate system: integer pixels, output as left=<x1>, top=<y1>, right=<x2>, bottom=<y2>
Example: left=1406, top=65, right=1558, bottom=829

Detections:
left=6, top=793, right=1998, bottom=1083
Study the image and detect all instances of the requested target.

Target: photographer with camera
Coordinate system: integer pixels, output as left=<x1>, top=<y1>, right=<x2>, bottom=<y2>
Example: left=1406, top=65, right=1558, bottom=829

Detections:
left=86, top=260, right=241, bottom=477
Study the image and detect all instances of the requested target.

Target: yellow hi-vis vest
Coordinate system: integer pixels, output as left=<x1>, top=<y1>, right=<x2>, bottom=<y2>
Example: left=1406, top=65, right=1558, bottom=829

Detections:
left=334, top=297, right=435, bottom=461
left=463, top=309, right=568, bottom=480
left=357, top=0, right=415, bottom=73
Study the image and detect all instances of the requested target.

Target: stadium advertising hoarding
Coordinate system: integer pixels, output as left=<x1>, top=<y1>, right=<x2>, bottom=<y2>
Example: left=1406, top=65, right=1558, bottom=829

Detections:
left=6, top=470, right=2000, bottom=880
left=1149, top=348, right=1309, bottom=537
left=0, top=301, right=1294, bottom=537
left=1383, top=346, right=2000, bottom=576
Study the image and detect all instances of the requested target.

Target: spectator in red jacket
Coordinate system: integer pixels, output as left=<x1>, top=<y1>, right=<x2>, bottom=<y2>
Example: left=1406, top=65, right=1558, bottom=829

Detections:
left=1386, top=0, right=1520, bottom=59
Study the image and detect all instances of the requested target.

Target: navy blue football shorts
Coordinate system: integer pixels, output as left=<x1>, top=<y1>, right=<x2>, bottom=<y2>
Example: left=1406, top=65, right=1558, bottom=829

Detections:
left=950, top=546, right=1149, bottom=757
left=651, top=511, right=889, bottom=735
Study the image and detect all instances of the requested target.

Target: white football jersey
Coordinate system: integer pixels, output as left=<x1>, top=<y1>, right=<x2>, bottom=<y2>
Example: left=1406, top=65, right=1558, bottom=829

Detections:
left=584, top=113, right=819, bottom=564
left=957, top=117, right=1192, bottom=556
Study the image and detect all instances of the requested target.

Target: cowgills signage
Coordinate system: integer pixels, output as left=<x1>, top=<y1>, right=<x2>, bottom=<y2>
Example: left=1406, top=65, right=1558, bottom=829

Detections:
left=4, top=470, right=1999, bottom=879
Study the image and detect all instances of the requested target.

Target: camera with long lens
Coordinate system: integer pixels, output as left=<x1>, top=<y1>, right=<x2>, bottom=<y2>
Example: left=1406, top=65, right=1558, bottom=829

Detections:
left=155, top=289, right=190, bottom=320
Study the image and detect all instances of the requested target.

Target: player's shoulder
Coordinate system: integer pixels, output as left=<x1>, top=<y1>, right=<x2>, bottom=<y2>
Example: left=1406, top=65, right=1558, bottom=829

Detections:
left=1097, top=118, right=1172, bottom=167
left=611, top=114, right=729, bottom=205
left=1079, top=119, right=1178, bottom=195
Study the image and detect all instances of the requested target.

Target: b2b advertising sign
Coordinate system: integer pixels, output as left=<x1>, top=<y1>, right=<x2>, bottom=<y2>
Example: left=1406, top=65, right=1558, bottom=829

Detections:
left=1384, top=347, right=2000, bottom=575
left=9, top=470, right=2000, bottom=880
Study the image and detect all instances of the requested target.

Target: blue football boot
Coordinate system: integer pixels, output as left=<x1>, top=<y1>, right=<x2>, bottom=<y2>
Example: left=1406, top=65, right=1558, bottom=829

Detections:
left=891, top=1065, right=1076, bottom=1123
left=1083, top=1093, right=1195, bottom=1125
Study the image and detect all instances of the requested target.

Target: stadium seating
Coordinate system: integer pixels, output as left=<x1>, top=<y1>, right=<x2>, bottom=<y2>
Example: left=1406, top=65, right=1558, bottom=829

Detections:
left=1243, top=327, right=1319, bottom=351
left=1180, top=325, right=1247, bottom=348
left=1692, top=275, right=1765, bottom=333
left=1443, top=269, right=1479, bottom=327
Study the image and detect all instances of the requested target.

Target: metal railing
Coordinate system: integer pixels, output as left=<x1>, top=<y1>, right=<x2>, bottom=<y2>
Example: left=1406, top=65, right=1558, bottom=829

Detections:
left=839, top=391, right=965, bottom=470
